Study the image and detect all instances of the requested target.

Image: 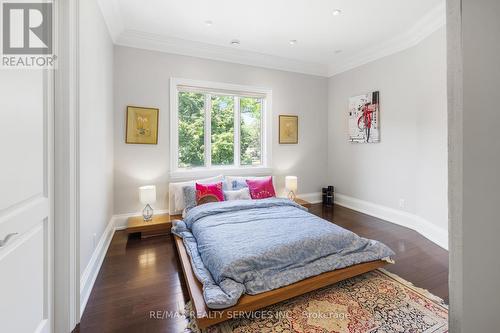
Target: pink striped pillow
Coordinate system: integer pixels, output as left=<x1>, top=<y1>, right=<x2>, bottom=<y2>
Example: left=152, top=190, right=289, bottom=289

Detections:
left=246, top=177, right=276, bottom=199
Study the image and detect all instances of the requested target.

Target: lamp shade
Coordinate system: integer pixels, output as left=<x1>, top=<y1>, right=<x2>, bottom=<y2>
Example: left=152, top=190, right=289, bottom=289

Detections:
left=139, top=185, right=156, bottom=205
left=285, top=176, right=298, bottom=193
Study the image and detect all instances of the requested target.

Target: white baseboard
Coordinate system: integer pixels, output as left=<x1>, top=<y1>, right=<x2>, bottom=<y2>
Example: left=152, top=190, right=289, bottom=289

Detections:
left=334, top=193, right=448, bottom=250
left=298, top=192, right=322, bottom=204
left=79, top=209, right=171, bottom=318
left=78, top=192, right=446, bottom=320
left=79, top=216, right=117, bottom=318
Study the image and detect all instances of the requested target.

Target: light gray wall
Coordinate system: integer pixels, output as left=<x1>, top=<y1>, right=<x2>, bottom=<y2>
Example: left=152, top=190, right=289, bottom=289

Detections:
left=458, top=0, right=500, bottom=331
left=327, top=27, right=448, bottom=231
left=113, top=47, right=328, bottom=214
left=447, top=0, right=462, bottom=330
left=79, top=0, right=114, bottom=274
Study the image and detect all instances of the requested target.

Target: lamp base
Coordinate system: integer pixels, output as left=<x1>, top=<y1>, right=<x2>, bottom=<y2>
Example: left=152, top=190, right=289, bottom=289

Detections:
left=287, top=191, right=296, bottom=200
left=142, top=204, right=154, bottom=221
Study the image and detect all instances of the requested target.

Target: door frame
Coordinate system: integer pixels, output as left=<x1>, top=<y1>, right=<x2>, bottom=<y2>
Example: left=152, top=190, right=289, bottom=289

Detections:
left=54, top=0, right=80, bottom=331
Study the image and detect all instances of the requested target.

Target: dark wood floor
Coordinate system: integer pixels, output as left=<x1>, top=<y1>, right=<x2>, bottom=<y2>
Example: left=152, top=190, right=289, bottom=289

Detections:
left=79, top=204, right=448, bottom=332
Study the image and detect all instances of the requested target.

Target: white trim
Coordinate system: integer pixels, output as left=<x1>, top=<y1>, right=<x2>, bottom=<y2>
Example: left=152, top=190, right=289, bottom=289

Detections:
left=95, top=0, right=124, bottom=42
left=78, top=192, right=449, bottom=320
left=334, top=193, right=448, bottom=250
left=54, top=0, right=80, bottom=331
left=169, top=78, right=179, bottom=171
left=171, top=78, right=273, bottom=99
left=79, top=191, right=447, bottom=316
left=116, top=30, right=328, bottom=77
left=233, top=96, right=241, bottom=167
left=328, top=2, right=446, bottom=76
left=169, top=166, right=273, bottom=182
left=204, top=94, right=212, bottom=168
left=34, top=319, right=49, bottom=333
left=98, top=3, right=445, bottom=78
left=262, top=94, right=272, bottom=169
left=79, top=209, right=173, bottom=317
left=79, top=211, right=172, bottom=316
left=170, top=78, right=273, bottom=179
left=79, top=217, right=116, bottom=318
left=297, top=192, right=322, bottom=204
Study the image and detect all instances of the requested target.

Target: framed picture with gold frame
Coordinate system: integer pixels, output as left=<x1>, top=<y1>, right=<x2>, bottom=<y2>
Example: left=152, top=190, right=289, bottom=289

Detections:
left=279, top=115, right=298, bottom=144
left=126, top=106, right=159, bottom=144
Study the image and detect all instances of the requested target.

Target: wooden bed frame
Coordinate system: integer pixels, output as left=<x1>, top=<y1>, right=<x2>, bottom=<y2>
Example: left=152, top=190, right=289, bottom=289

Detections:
left=174, top=235, right=388, bottom=329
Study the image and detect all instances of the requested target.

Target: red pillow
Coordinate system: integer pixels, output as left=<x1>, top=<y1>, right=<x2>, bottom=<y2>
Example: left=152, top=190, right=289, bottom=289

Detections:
left=246, top=177, right=276, bottom=199
left=195, top=182, right=224, bottom=205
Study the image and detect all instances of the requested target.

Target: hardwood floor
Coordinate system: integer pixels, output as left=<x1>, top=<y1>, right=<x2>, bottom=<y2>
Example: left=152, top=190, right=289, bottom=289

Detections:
left=79, top=204, right=448, bottom=332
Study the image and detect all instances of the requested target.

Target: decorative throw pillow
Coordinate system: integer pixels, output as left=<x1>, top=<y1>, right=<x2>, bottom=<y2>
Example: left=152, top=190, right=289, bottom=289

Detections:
left=224, top=187, right=251, bottom=201
left=196, top=182, right=224, bottom=205
left=231, top=180, right=248, bottom=190
left=170, top=175, right=224, bottom=213
left=182, top=186, right=197, bottom=213
left=246, top=177, right=276, bottom=199
left=225, top=176, right=269, bottom=190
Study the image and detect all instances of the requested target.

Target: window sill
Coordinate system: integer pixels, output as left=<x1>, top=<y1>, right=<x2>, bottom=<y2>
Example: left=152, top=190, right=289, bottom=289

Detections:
left=169, top=166, right=273, bottom=182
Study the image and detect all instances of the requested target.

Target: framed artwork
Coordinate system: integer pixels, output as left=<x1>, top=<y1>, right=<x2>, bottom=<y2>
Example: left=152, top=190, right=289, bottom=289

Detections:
left=348, top=91, right=380, bottom=143
left=279, top=115, right=298, bottom=144
left=126, top=106, right=159, bottom=144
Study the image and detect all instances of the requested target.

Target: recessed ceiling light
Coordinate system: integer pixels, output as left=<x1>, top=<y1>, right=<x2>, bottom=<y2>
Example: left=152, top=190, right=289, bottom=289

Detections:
left=205, top=20, right=213, bottom=26
left=289, top=39, right=298, bottom=45
left=332, top=9, right=342, bottom=16
left=230, top=39, right=240, bottom=46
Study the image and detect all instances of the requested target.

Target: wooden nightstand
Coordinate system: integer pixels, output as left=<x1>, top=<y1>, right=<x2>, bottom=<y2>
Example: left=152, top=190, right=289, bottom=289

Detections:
left=127, top=213, right=178, bottom=239
left=294, top=198, right=311, bottom=209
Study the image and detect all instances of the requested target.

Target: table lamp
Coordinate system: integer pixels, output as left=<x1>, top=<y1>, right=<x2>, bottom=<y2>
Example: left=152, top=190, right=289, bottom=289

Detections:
left=139, top=185, right=156, bottom=221
left=285, top=176, right=298, bottom=200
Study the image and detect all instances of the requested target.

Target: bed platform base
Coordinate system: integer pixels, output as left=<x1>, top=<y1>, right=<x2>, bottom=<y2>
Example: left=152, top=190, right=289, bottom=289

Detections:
left=174, top=235, right=388, bottom=329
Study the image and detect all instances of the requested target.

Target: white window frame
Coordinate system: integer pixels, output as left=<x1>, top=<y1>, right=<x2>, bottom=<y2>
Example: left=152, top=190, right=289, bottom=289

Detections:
left=170, top=78, right=273, bottom=180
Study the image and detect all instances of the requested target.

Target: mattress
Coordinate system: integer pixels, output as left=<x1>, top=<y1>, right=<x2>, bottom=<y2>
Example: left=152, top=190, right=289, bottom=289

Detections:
left=172, top=198, right=394, bottom=309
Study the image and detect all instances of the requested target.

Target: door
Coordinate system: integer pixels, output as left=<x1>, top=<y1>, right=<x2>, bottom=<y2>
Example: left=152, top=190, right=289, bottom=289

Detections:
left=0, top=68, right=53, bottom=331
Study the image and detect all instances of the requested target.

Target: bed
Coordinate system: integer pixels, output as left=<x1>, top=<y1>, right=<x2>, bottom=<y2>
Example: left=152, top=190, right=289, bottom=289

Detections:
left=172, top=197, right=394, bottom=329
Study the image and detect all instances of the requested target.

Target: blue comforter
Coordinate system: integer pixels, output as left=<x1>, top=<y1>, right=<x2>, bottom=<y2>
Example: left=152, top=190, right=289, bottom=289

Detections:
left=172, top=198, right=394, bottom=309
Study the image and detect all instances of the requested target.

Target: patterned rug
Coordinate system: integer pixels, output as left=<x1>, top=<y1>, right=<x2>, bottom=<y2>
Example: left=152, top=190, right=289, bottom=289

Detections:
left=183, top=269, right=448, bottom=333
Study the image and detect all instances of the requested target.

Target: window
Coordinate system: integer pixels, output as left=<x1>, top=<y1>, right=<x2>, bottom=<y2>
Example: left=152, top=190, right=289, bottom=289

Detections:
left=171, top=78, right=271, bottom=177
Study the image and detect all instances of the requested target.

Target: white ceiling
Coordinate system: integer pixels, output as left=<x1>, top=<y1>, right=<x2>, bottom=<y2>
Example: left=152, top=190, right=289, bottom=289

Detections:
left=98, top=0, right=445, bottom=77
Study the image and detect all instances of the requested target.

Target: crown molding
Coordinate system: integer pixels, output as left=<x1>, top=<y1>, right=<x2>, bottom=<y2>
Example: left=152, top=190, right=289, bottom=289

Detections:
left=115, top=30, right=330, bottom=77
left=96, top=1, right=445, bottom=78
left=327, top=2, right=446, bottom=76
left=96, top=0, right=124, bottom=42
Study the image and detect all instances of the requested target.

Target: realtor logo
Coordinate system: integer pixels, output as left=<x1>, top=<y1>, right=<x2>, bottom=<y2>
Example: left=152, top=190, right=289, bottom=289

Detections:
left=2, top=1, right=55, bottom=68
left=3, top=2, right=52, bottom=54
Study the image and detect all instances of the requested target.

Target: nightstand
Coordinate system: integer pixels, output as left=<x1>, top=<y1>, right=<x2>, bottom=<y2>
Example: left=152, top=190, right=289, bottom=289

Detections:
left=294, top=198, right=311, bottom=209
left=127, top=213, right=178, bottom=238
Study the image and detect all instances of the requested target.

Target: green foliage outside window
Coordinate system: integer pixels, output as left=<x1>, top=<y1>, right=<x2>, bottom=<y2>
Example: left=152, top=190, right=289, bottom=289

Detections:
left=240, top=98, right=262, bottom=165
left=178, top=92, right=205, bottom=167
left=178, top=92, right=262, bottom=168
left=211, top=95, right=234, bottom=165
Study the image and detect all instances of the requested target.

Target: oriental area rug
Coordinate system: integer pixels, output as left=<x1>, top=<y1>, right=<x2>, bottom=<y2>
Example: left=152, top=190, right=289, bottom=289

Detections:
left=183, top=269, right=448, bottom=333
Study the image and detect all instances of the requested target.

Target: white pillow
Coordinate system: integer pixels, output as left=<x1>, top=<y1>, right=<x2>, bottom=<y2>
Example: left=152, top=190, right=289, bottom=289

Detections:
left=169, top=175, right=224, bottom=214
left=224, top=175, right=272, bottom=190
left=224, top=187, right=251, bottom=201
